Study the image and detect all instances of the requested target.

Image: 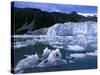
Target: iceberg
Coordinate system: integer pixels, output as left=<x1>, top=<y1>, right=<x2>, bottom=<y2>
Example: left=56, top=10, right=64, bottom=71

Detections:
left=15, top=53, right=39, bottom=73
left=42, top=47, right=51, bottom=59
left=38, top=48, right=67, bottom=67
left=47, top=48, right=62, bottom=60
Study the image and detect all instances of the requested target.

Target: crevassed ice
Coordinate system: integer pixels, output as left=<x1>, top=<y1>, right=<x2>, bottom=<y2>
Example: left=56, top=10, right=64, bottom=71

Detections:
left=47, top=21, right=97, bottom=36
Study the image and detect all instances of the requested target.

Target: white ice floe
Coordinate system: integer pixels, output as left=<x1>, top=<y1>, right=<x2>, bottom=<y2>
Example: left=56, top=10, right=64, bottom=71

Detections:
left=67, top=45, right=85, bottom=51
left=14, top=43, right=27, bottom=48
left=15, top=53, right=39, bottom=73
left=86, top=51, right=97, bottom=56
left=37, top=59, right=57, bottom=67
left=70, top=53, right=86, bottom=58
left=69, top=50, right=97, bottom=59
left=38, top=57, right=67, bottom=67
left=52, top=45, right=63, bottom=49
left=42, top=47, right=51, bottom=59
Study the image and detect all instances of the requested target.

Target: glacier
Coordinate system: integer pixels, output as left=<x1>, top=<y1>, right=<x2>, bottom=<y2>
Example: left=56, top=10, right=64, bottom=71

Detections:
left=47, top=21, right=97, bottom=36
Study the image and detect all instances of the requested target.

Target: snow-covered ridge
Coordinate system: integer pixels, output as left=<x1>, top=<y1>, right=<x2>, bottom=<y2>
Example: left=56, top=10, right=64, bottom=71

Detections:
left=78, top=13, right=97, bottom=17
left=47, top=21, right=97, bottom=36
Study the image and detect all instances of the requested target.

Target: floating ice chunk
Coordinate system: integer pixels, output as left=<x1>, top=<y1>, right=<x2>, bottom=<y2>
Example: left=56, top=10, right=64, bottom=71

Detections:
left=38, top=58, right=67, bottom=67
left=38, top=48, right=66, bottom=67
left=68, top=60, right=74, bottom=63
left=15, top=53, right=39, bottom=73
left=14, top=44, right=27, bottom=48
left=67, top=45, right=85, bottom=51
left=42, top=47, right=51, bottom=59
left=86, top=51, right=97, bottom=56
left=52, top=45, right=63, bottom=49
left=57, top=59, right=67, bottom=64
left=47, top=48, right=62, bottom=60
left=65, top=53, right=75, bottom=63
left=70, top=53, right=86, bottom=58
left=34, top=53, right=39, bottom=59
left=65, top=55, right=74, bottom=60
left=38, top=59, right=57, bottom=67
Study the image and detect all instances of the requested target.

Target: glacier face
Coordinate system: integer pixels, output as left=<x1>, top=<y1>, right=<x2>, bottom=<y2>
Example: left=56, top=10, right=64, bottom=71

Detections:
left=47, top=21, right=97, bottom=36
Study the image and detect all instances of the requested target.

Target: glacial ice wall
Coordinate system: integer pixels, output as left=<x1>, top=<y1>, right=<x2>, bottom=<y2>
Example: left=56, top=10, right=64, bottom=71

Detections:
left=47, top=21, right=97, bottom=36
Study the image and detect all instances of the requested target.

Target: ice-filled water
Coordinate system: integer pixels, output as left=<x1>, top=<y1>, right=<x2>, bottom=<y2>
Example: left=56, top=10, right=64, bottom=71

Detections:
left=13, top=35, right=97, bottom=51
left=12, top=21, right=97, bottom=73
left=12, top=35, right=97, bottom=73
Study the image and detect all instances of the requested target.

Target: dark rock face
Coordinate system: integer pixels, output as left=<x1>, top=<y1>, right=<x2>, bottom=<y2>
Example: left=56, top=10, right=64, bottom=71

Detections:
left=26, top=28, right=48, bottom=35
left=11, top=7, right=97, bottom=35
